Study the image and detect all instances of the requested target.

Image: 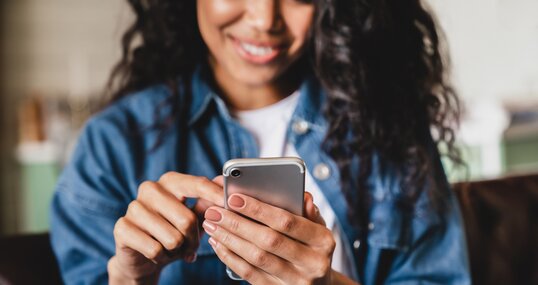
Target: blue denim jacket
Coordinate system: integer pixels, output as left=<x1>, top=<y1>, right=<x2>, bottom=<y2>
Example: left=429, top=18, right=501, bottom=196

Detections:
left=50, top=66, right=471, bottom=285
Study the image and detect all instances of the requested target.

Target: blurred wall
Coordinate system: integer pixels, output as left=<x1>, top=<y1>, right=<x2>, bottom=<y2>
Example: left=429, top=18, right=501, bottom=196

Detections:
left=0, top=0, right=129, bottom=234
left=429, top=0, right=538, bottom=102
left=0, top=0, right=536, bottom=234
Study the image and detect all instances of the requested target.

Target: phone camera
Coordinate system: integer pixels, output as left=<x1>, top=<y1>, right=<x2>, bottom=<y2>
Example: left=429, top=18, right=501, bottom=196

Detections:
left=230, top=169, right=241, bottom=178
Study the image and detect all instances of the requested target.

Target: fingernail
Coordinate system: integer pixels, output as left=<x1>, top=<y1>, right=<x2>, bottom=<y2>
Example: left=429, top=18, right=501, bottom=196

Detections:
left=203, top=220, right=217, bottom=233
left=205, top=209, right=222, bottom=222
left=208, top=237, right=217, bottom=247
left=228, top=195, right=245, bottom=208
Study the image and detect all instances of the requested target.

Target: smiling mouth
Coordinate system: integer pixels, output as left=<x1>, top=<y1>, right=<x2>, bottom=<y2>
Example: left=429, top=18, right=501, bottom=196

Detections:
left=231, top=37, right=284, bottom=64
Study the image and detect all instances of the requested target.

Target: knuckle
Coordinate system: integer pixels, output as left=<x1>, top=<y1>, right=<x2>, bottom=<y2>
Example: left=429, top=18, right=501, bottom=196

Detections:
left=296, top=278, right=310, bottom=285
left=176, top=209, right=197, bottom=229
left=159, top=171, right=176, bottom=183
left=278, top=215, right=296, bottom=233
left=164, top=234, right=182, bottom=250
left=194, top=176, right=210, bottom=189
left=137, top=181, right=157, bottom=199
left=127, top=200, right=143, bottom=216
left=241, top=266, right=255, bottom=281
left=251, top=249, right=269, bottom=268
left=249, top=203, right=263, bottom=218
left=313, top=259, right=331, bottom=278
left=146, top=243, right=163, bottom=260
left=113, top=218, right=127, bottom=239
left=322, top=233, right=336, bottom=254
left=184, top=209, right=198, bottom=225
left=229, top=217, right=241, bottom=232
left=261, top=232, right=283, bottom=251
left=221, top=232, right=232, bottom=245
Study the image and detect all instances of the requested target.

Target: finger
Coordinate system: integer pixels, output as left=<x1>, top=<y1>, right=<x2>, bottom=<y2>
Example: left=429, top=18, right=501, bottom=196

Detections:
left=207, top=237, right=278, bottom=285
left=125, top=200, right=186, bottom=255
left=138, top=182, right=200, bottom=255
left=158, top=172, right=224, bottom=207
left=204, top=207, right=317, bottom=268
left=227, top=193, right=329, bottom=245
left=212, top=175, right=224, bottom=187
left=203, top=213, right=299, bottom=280
left=192, top=175, right=225, bottom=217
left=304, top=192, right=326, bottom=226
left=114, top=217, right=169, bottom=264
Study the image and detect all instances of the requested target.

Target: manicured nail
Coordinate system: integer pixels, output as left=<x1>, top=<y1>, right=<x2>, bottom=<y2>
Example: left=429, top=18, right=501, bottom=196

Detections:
left=228, top=195, right=245, bottom=208
left=203, top=220, right=216, bottom=233
left=205, top=209, right=222, bottom=222
left=208, top=237, right=217, bottom=247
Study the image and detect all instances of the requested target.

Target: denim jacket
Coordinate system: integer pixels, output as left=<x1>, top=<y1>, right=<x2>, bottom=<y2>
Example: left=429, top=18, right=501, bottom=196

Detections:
left=50, top=66, right=471, bottom=285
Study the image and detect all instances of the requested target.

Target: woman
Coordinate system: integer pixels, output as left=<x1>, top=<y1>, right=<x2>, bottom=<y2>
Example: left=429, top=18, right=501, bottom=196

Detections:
left=50, top=0, right=471, bottom=284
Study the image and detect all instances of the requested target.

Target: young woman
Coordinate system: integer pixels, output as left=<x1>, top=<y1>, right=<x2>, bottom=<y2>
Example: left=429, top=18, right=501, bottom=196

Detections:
left=50, top=0, right=471, bottom=284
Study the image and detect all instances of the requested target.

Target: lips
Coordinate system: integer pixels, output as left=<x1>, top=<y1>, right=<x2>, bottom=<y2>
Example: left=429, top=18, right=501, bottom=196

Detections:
left=231, top=36, right=285, bottom=64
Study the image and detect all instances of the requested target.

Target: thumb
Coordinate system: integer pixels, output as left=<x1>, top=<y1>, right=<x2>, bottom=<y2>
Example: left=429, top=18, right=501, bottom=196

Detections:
left=304, top=191, right=326, bottom=227
left=192, top=175, right=224, bottom=216
left=193, top=175, right=225, bottom=239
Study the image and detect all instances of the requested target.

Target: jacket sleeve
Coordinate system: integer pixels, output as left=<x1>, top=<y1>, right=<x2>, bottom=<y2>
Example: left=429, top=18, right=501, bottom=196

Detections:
left=383, top=190, right=471, bottom=285
left=50, top=114, right=135, bottom=285
left=361, top=152, right=471, bottom=285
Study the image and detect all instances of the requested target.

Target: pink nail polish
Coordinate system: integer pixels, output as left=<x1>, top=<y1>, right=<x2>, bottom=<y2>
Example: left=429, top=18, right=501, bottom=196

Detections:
left=228, top=195, right=245, bottom=208
left=208, top=237, right=217, bottom=247
left=205, top=209, right=222, bottom=222
left=203, top=220, right=217, bottom=233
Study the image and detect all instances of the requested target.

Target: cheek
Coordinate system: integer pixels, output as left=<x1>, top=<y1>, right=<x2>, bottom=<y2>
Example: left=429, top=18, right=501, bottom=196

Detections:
left=197, top=0, right=242, bottom=45
left=283, top=6, right=315, bottom=49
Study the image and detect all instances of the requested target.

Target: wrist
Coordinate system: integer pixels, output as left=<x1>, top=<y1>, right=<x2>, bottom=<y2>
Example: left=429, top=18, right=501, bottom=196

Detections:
left=108, top=256, right=160, bottom=285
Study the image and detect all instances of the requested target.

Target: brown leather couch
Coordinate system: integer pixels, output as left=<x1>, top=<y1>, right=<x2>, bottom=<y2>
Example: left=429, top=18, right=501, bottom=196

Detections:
left=0, top=233, right=62, bottom=285
left=0, top=173, right=537, bottom=285
left=453, top=173, right=538, bottom=285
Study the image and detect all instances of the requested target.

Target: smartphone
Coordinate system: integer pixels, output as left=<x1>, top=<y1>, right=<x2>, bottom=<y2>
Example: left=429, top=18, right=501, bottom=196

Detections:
left=222, top=157, right=306, bottom=280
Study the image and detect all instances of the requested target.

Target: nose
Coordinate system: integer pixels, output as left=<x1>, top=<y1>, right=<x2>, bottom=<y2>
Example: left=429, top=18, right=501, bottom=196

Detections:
left=246, top=0, right=283, bottom=32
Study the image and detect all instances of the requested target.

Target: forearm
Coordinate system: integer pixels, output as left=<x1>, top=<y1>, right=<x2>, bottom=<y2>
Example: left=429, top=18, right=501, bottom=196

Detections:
left=108, top=256, right=160, bottom=285
left=331, top=270, right=361, bottom=285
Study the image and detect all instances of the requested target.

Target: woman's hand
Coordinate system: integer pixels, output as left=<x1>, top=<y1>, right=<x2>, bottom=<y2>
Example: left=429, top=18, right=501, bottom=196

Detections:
left=108, top=172, right=224, bottom=284
left=202, top=190, right=339, bottom=285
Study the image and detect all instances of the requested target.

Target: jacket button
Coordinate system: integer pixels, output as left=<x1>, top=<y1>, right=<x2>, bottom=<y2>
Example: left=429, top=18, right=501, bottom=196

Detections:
left=353, top=239, right=361, bottom=250
left=292, top=120, right=309, bottom=135
left=313, top=163, right=331, bottom=180
left=368, top=222, right=375, bottom=231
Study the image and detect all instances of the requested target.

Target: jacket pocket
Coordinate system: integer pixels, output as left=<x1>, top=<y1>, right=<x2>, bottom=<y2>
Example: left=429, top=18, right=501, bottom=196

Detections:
left=367, top=200, right=411, bottom=251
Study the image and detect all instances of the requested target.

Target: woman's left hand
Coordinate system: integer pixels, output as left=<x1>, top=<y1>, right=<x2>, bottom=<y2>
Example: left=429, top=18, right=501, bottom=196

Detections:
left=202, top=188, right=336, bottom=285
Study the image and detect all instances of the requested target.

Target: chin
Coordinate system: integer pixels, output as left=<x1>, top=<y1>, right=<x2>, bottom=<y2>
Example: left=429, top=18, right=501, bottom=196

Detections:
left=233, top=69, right=282, bottom=86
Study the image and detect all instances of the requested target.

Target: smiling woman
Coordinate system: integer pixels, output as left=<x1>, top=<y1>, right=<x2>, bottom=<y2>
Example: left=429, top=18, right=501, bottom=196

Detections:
left=49, top=0, right=471, bottom=284
left=197, top=0, right=314, bottom=110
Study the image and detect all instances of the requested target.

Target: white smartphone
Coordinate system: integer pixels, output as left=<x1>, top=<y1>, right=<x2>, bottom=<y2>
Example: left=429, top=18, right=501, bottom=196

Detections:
left=222, top=157, right=306, bottom=280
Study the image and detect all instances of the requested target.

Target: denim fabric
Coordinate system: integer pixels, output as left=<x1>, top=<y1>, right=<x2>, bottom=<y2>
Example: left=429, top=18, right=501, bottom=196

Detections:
left=50, top=66, right=471, bottom=285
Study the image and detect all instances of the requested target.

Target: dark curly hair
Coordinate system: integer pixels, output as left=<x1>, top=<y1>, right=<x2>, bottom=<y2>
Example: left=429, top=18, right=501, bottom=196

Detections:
left=108, top=0, right=462, bottom=229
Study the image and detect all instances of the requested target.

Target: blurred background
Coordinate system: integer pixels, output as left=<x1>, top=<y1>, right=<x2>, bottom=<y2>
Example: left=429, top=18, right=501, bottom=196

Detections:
left=0, top=0, right=537, bottom=236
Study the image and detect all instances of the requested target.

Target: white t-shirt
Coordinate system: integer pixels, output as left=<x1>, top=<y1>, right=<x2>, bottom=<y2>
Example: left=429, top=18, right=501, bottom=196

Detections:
left=234, top=91, right=354, bottom=278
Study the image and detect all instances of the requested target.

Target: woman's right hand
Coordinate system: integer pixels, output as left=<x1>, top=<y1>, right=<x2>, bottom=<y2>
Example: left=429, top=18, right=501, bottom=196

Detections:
left=107, top=172, right=224, bottom=284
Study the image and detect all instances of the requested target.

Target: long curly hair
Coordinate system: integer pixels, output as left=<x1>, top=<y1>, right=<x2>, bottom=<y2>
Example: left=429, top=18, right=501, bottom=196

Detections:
left=108, top=0, right=462, bottom=229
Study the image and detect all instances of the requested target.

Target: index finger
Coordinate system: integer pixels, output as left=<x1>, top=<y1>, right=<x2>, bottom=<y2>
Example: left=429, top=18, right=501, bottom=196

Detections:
left=158, top=172, right=224, bottom=207
left=227, top=193, right=329, bottom=245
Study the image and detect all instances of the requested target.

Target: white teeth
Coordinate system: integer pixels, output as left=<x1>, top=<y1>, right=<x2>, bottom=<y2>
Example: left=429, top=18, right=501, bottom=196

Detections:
left=240, top=42, right=274, bottom=56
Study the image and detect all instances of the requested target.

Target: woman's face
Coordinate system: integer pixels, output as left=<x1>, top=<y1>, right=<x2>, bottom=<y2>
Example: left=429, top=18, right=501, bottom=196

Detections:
left=197, top=0, right=315, bottom=87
